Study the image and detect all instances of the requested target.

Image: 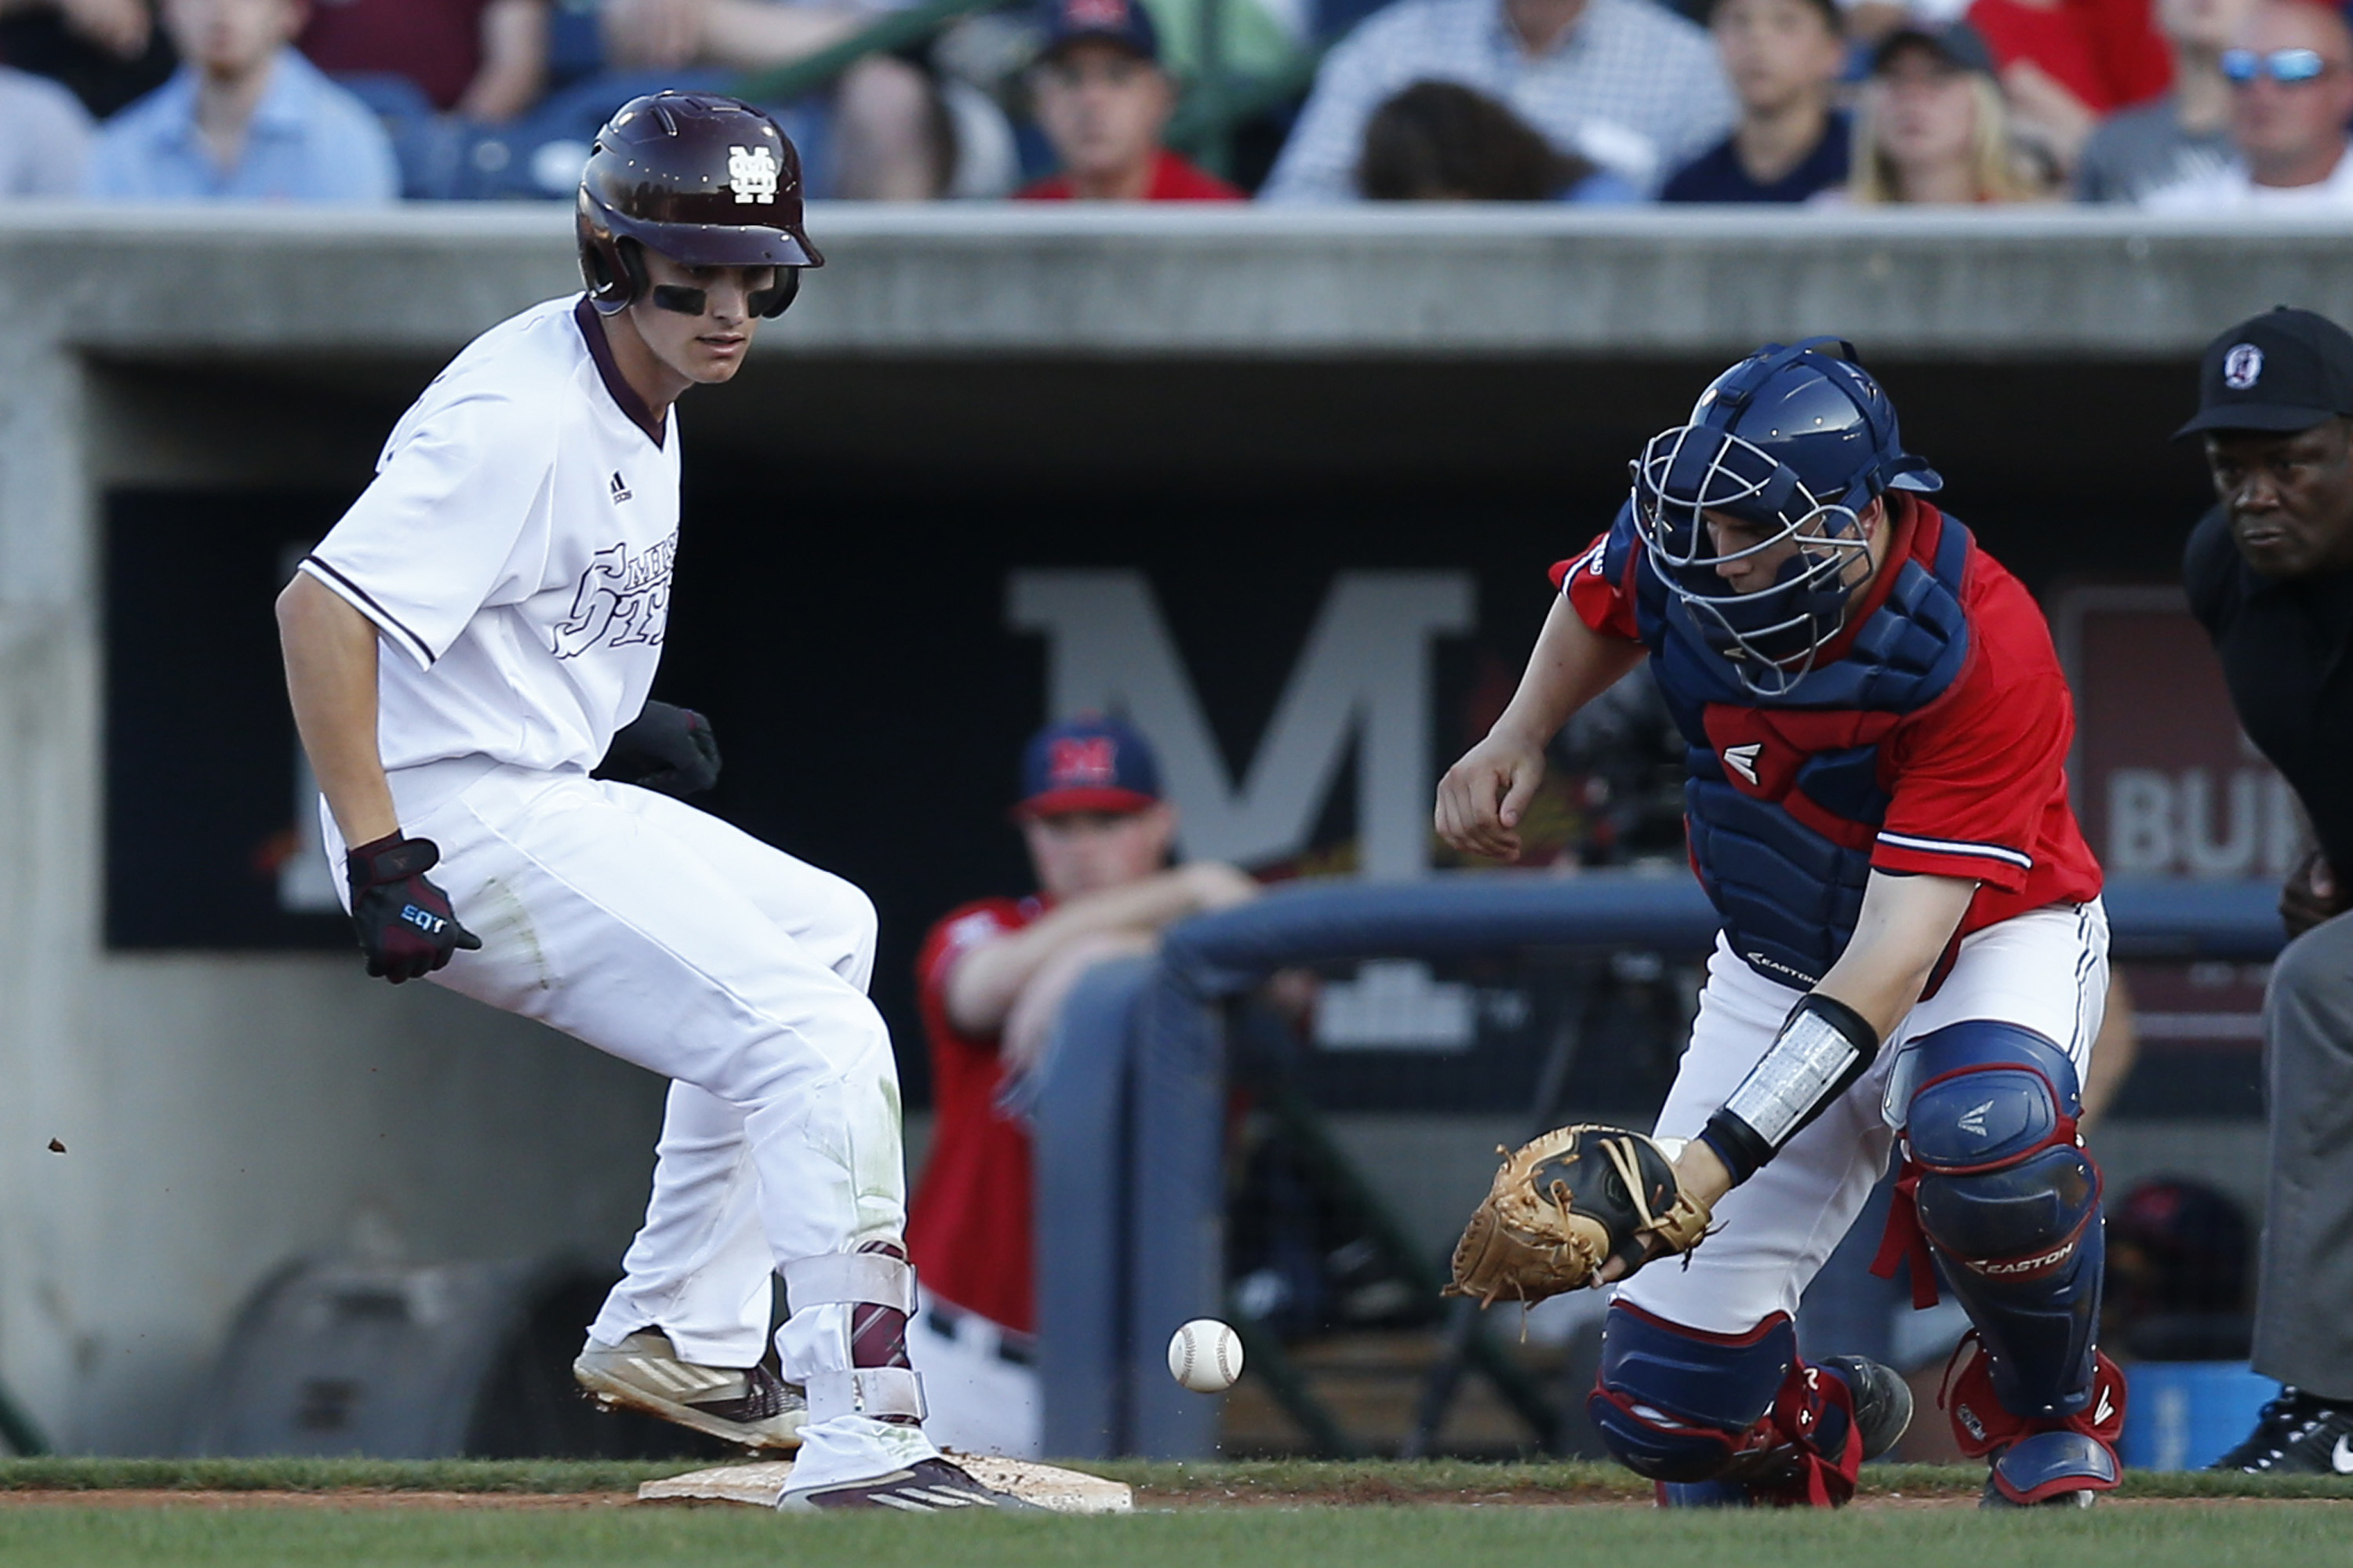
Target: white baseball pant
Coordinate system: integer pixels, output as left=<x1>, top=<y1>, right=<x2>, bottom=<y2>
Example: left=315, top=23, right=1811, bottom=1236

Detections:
left=326, top=761, right=935, bottom=1487
left=905, top=1289, right=1043, bottom=1457
left=1616, top=900, right=2109, bottom=1336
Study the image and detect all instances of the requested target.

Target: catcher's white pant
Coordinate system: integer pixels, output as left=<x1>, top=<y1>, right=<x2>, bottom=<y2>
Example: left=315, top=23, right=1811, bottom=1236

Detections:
left=1616, top=900, right=2109, bottom=1337
left=906, top=1290, right=1042, bottom=1457
left=326, top=761, right=936, bottom=1488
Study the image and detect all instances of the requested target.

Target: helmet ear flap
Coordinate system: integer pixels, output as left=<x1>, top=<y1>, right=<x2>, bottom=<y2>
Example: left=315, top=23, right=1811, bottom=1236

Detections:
left=751, top=267, right=801, bottom=319
left=614, top=237, right=650, bottom=311
left=576, top=201, right=635, bottom=315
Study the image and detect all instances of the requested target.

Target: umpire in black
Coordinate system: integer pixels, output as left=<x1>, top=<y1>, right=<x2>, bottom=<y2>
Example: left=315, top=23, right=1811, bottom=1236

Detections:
left=2180, top=306, right=2353, bottom=1472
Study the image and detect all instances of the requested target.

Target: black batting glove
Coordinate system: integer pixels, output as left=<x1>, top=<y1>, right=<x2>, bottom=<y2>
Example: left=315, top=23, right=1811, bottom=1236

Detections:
left=345, top=833, right=482, bottom=984
left=595, top=700, right=722, bottom=797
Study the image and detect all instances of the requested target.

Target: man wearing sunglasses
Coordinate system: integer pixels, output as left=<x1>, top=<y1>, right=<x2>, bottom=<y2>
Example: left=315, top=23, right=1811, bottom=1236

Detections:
left=2144, top=0, right=2353, bottom=209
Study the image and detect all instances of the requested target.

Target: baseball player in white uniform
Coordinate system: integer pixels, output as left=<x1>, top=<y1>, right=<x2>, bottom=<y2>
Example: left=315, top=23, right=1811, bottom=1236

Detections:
left=273, top=93, right=1024, bottom=1512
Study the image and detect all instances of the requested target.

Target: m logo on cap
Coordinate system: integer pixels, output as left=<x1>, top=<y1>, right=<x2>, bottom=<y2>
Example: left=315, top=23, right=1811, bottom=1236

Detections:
left=1067, top=0, right=1132, bottom=25
left=727, top=144, right=779, bottom=204
left=2224, top=344, right=2264, bottom=390
left=1049, top=737, right=1118, bottom=788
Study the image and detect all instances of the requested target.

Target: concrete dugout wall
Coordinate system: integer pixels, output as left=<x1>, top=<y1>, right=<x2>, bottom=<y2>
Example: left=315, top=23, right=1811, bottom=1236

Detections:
left=0, top=205, right=2342, bottom=1452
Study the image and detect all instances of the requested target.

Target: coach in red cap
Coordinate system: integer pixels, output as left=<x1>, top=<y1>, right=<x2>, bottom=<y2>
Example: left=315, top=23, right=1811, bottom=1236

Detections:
left=904, top=715, right=1258, bottom=1455
left=1016, top=0, right=1244, bottom=201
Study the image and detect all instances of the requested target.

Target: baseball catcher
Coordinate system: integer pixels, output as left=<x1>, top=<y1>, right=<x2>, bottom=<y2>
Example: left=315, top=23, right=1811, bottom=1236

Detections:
left=1438, top=340, right=2123, bottom=1509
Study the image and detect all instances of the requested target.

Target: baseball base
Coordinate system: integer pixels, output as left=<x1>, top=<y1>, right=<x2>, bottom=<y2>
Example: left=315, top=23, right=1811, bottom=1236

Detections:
left=635, top=1453, right=1134, bottom=1512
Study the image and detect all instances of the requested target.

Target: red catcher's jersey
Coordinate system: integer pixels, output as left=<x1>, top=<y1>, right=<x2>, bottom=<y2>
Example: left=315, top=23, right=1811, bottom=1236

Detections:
left=905, top=895, right=1047, bottom=1334
left=1556, top=501, right=2103, bottom=942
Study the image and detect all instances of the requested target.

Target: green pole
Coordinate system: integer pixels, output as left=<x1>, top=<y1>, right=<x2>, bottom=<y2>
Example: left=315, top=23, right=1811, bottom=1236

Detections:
left=1166, top=55, right=1319, bottom=156
left=1195, top=0, right=1232, bottom=180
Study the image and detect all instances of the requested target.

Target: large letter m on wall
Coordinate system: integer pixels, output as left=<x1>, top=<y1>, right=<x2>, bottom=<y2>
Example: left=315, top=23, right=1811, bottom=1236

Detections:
left=1009, top=570, right=1473, bottom=881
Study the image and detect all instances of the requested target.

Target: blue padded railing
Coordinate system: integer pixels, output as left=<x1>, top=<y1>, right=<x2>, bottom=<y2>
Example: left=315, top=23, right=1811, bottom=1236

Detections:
left=1031, top=871, right=2285, bottom=1457
left=1163, top=872, right=2286, bottom=991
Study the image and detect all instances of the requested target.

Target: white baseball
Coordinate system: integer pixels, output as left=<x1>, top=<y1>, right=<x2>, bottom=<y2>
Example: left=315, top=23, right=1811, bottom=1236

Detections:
left=1166, top=1318, right=1244, bottom=1393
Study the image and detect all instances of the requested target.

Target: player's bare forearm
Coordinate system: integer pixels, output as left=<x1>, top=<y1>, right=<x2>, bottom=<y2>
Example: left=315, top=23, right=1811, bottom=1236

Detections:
left=1435, top=598, right=1646, bottom=860
left=276, top=573, right=401, bottom=849
left=457, top=0, right=551, bottom=122
left=696, top=0, right=866, bottom=67
left=998, top=927, right=1158, bottom=1073
left=1811, top=870, right=1979, bottom=1039
left=1502, top=597, right=1649, bottom=746
left=942, top=862, right=1260, bottom=1035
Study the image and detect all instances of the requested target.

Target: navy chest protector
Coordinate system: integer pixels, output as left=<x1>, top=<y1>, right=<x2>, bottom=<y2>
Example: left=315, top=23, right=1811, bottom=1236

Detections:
left=1613, top=504, right=1974, bottom=986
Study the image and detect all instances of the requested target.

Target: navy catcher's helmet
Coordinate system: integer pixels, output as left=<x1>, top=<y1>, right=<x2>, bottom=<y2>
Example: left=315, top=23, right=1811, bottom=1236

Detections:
left=576, top=92, right=822, bottom=319
left=1632, top=339, right=1941, bottom=696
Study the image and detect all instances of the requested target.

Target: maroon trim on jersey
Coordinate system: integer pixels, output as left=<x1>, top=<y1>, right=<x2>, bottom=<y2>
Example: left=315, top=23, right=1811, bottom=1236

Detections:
left=303, top=554, right=437, bottom=668
left=572, top=297, right=667, bottom=449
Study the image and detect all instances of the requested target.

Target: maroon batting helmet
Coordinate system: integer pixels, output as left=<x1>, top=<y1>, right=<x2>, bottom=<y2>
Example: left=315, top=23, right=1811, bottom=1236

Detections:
left=576, top=92, right=823, bottom=320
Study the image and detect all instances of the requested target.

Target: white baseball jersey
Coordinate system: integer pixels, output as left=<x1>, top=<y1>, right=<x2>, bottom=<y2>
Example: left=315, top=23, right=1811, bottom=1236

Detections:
left=300, top=297, right=682, bottom=775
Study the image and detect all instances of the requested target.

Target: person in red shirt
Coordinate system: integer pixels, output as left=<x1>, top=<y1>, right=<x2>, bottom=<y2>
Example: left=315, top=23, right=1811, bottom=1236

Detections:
left=1966, top=0, right=2173, bottom=174
left=904, top=715, right=1257, bottom=1454
left=1439, top=340, right=2122, bottom=1509
left=300, top=0, right=549, bottom=121
left=1016, top=0, right=1242, bottom=202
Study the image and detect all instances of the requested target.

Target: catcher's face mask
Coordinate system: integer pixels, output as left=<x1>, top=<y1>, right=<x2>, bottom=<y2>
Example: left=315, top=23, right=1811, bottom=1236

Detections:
left=1633, top=423, right=1875, bottom=698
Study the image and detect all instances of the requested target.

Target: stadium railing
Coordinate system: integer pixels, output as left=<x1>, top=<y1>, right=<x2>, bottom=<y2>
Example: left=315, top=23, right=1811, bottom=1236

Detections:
left=1030, top=871, right=2285, bottom=1458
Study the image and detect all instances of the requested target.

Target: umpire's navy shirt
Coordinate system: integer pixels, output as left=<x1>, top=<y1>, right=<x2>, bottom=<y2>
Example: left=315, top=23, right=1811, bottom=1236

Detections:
left=2186, top=504, right=2353, bottom=872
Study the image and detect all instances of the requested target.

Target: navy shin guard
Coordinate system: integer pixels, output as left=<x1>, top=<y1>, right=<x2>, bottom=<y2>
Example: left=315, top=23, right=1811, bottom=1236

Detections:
left=1892, top=1020, right=2103, bottom=1419
left=1590, top=1305, right=1863, bottom=1506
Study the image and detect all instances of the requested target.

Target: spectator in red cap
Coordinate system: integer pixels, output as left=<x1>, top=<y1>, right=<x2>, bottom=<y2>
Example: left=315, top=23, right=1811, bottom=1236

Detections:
left=1016, top=0, right=1242, bottom=201
left=904, top=715, right=1258, bottom=1454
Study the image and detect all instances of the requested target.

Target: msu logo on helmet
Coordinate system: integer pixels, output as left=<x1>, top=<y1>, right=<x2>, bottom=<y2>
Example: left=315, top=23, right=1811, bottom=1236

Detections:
left=728, top=144, right=780, bottom=205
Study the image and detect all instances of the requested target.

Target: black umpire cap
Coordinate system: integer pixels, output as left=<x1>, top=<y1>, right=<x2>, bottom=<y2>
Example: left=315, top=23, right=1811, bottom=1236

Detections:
left=2176, top=307, right=2353, bottom=438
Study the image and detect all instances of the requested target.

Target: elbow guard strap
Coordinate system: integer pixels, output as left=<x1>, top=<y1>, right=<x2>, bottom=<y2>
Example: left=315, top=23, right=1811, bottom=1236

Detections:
left=1700, top=993, right=1882, bottom=1185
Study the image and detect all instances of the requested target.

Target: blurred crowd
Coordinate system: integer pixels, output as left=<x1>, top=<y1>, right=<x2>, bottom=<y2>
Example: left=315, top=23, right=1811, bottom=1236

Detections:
left=2, top=0, right=2347, bottom=209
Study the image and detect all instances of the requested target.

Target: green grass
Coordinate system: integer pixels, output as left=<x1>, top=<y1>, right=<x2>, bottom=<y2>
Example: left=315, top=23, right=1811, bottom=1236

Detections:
left=1088, top=1457, right=2353, bottom=1501
left=0, top=1459, right=678, bottom=1494
left=3, top=1456, right=2351, bottom=1499
left=3, top=1504, right=2352, bottom=1568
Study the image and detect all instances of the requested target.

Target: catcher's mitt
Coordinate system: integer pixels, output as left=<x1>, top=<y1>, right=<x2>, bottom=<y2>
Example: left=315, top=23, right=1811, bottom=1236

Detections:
left=1446, top=1124, right=1713, bottom=1307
